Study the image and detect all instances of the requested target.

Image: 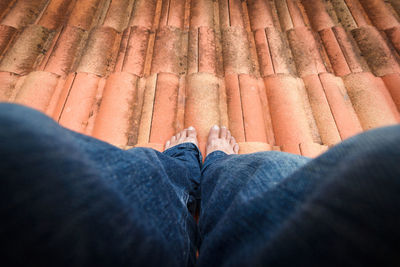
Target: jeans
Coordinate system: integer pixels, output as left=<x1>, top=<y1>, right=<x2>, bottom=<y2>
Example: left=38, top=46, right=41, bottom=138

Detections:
left=0, top=103, right=399, bottom=266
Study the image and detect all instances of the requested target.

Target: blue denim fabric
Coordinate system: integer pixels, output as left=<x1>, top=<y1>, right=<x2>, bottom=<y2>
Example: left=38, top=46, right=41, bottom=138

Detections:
left=1, top=103, right=400, bottom=267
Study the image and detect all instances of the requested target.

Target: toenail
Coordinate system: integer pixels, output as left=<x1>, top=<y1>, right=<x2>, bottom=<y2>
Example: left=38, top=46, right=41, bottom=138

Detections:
left=188, top=126, right=194, bottom=130
left=213, top=125, right=219, bottom=129
left=221, top=126, right=226, bottom=129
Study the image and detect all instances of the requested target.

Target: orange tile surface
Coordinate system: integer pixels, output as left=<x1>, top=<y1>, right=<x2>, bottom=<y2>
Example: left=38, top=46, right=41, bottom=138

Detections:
left=0, top=0, right=399, bottom=155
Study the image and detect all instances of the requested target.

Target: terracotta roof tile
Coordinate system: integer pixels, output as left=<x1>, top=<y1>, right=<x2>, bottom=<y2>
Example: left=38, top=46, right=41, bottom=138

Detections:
left=57, top=72, right=106, bottom=134
left=264, top=74, right=315, bottom=147
left=159, top=0, right=186, bottom=29
left=129, top=0, right=158, bottom=29
left=318, top=73, right=362, bottom=139
left=287, top=26, right=329, bottom=77
left=0, top=0, right=15, bottom=21
left=302, top=0, right=336, bottom=32
left=343, top=72, right=400, bottom=130
left=303, top=74, right=342, bottom=145
left=218, top=0, right=245, bottom=28
left=0, top=25, right=54, bottom=75
left=254, top=27, right=295, bottom=76
left=352, top=25, right=400, bottom=76
left=115, top=26, right=150, bottom=76
left=382, top=73, right=400, bottom=112
left=1, top=0, right=399, bottom=157
left=388, top=0, right=400, bottom=17
left=274, top=0, right=294, bottom=31
left=76, top=27, right=122, bottom=76
left=103, top=0, right=135, bottom=32
left=341, top=0, right=372, bottom=27
left=238, top=142, right=273, bottom=154
left=1, top=0, right=48, bottom=29
left=184, top=73, right=222, bottom=155
left=188, top=26, right=219, bottom=75
left=0, top=24, right=17, bottom=58
left=37, top=0, right=76, bottom=30
left=92, top=72, right=139, bottom=147
left=12, top=71, right=61, bottom=114
left=67, top=0, right=104, bottom=31
left=149, top=73, right=180, bottom=144
left=225, top=74, right=271, bottom=143
left=0, top=71, right=19, bottom=101
left=329, top=0, right=358, bottom=31
left=319, top=26, right=369, bottom=76
left=299, top=142, right=329, bottom=158
left=41, top=26, right=87, bottom=76
left=221, top=27, right=255, bottom=74
left=358, top=0, right=399, bottom=30
left=386, top=26, right=400, bottom=55
left=190, top=0, right=214, bottom=29
left=137, top=74, right=157, bottom=145
left=246, top=0, right=275, bottom=31
left=151, top=26, right=186, bottom=75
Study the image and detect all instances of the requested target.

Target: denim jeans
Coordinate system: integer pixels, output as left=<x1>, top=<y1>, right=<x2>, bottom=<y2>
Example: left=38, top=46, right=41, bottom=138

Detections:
left=0, top=103, right=399, bottom=266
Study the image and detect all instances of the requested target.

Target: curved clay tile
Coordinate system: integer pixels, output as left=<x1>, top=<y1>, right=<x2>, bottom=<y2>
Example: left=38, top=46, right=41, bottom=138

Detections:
left=343, top=72, right=400, bottom=130
left=92, top=72, right=139, bottom=147
left=67, top=0, right=103, bottom=31
left=0, top=71, right=20, bottom=101
left=58, top=73, right=105, bottom=134
left=76, top=27, right=122, bottom=77
left=188, top=26, right=218, bottom=75
left=159, top=0, right=186, bottom=30
left=254, top=26, right=295, bottom=77
left=382, top=73, right=400, bottom=113
left=149, top=73, right=180, bottom=144
left=0, top=25, right=54, bottom=75
left=38, top=0, right=76, bottom=30
left=303, top=74, right=342, bottom=146
left=352, top=25, right=400, bottom=76
left=184, top=73, right=222, bottom=155
left=42, top=26, right=87, bottom=76
left=190, top=0, right=214, bottom=29
left=13, top=71, right=61, bottom=113
left=150, top=26, right=186, bottom=75
left=246, top=0, right=275, bottom=31
left=358, top=0, right=400, bottom=31
left=0, top=25, right=17, bottom=58
left=103, top=0, right=135, bottom=33
left=115, top=26, right=150, bottom=76
left=264, top=74, right=315, bottom=147
left=1, top=0, right=48, bottom=29
left=129, top=0, right=158, bottom=30
left=287, top=26, right=327, bottom=77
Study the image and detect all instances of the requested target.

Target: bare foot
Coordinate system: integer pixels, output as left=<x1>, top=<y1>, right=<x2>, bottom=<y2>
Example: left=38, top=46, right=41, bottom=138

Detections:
left=206, top=125, right=239, bottom=157
left=165, top=126, right=198, bottom=150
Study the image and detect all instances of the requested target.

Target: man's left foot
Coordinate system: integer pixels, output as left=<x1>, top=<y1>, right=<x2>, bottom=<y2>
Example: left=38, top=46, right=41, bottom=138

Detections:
left=165, top=126, right=198, bottom=150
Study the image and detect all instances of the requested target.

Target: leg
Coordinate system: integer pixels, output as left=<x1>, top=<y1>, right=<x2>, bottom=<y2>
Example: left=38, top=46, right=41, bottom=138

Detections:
left=198, top=125, right=310, bottom=266
left=0, top=103, right=200, bottom=266
left=198, top=125, right=400, bottom=266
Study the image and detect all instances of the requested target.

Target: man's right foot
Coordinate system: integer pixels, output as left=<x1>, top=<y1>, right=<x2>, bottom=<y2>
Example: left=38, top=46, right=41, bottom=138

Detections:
left=206, top=125, right=239, bottom=157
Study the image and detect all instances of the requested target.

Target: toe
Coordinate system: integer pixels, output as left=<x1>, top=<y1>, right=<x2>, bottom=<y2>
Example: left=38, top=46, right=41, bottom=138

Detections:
left=230, top=136, right=236, bottom=145
left=227, top=130, right=232, bottom=140
left=165, top=140, right=171, bottom=149
left=233, top=143, right=240, bottom=154
left=187, top=126, right=197, bottom=138
left=171, top=136, right=177, bottom=143
left=180, top=129, right=188, bottom=140
left=220, top=126, right=228, bottom=139
left=208, top=125, right=220, bottom=142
